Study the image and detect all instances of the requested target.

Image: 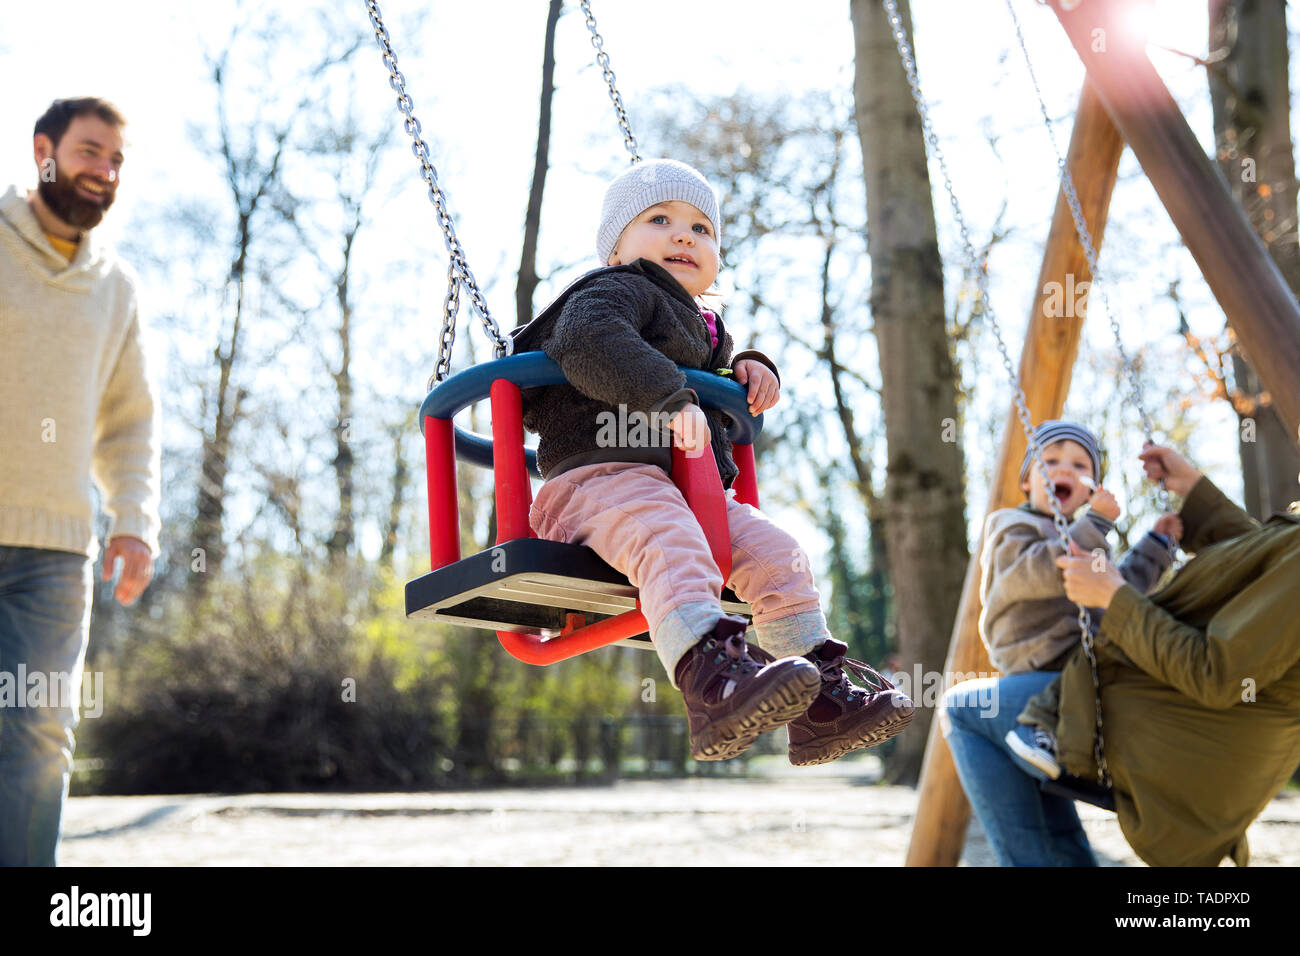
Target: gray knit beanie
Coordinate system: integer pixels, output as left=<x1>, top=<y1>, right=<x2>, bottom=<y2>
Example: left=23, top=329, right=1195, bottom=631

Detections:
left=596, top=159, right=721, bottom=264
left=1019, top=420, right=1104, bottom=485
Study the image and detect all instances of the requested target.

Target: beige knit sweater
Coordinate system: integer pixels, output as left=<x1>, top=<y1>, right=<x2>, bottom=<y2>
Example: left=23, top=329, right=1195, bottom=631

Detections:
left=0, top=186, right=160, bottom=559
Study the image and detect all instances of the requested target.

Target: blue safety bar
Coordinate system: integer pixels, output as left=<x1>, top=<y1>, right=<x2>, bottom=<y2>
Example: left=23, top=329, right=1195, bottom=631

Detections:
left=418, top=352, right=763, bottom=477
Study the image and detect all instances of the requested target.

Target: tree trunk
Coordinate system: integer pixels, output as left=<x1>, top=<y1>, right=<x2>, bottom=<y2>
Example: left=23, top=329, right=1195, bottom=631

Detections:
left=1208, top=0, right=1300, bottom=518
left=192, top=216, right=251, bottom=597
left=190, top=53, right=291, bottom=603
left=517, top=0, right=563, bottom=327
left=328, top=221, right=359, bottom=560
left=851, top=0, right=970, bottom=785
left=379, top=423, right=408, bottom=573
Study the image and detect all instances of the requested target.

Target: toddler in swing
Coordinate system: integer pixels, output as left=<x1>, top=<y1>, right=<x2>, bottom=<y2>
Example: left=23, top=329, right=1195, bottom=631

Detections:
left=976, top=420, right=1181, bottom=779
left=514, top=159, right=913, bottom=763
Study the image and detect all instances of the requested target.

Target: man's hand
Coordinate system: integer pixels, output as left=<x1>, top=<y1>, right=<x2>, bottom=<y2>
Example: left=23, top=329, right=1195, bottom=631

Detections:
left=1055, top=538, right=1125, bottom=609
left=102, top=535, right=153, bottom=606
left=669, top=404, right=711, bottom=457
left=1138, top=442, right=1202, bottom=498
left=733, top=359, right=780, bottom=416
left=1088, top=485, right=1121, bottom=522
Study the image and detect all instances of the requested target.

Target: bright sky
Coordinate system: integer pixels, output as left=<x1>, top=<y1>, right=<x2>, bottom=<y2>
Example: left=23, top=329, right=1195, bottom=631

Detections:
left=0, top=0, right=1272, bottom=565
left=0, top=2, right=1221, bottom=266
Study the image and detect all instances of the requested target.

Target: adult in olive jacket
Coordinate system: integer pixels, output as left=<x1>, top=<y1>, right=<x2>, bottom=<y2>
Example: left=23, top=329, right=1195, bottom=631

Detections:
left=1047, top=445, right=1300, bottom=866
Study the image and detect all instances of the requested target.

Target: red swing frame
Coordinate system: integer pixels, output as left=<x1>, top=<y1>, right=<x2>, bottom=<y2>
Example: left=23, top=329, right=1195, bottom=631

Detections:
left=421, top=369, right=762, bottom=665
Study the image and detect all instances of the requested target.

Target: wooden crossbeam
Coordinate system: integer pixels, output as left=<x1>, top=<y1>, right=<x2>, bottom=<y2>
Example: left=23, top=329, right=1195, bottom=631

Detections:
left=1051, top=0, right=1300, bottom=442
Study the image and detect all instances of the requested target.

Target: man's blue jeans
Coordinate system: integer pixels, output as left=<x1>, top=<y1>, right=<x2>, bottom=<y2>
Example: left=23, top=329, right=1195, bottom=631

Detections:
left=0, top=546, right=92, bottom=866
left=941, top=672, right=1098, bottom=866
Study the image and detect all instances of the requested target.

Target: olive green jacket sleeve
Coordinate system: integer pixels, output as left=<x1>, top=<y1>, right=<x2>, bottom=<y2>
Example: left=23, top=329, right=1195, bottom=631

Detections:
left=1099, top=555, right=1300, bottom=709
left=1094, top=477, right=1295, bottom=708
left=1179, top=473, right=1258, bottom=551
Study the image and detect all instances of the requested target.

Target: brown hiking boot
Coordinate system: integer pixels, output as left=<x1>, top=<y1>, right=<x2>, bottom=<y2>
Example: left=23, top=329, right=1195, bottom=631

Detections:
left=675, top=616, right=822, bottom=762
left=787, top=639, right=914, bottom=766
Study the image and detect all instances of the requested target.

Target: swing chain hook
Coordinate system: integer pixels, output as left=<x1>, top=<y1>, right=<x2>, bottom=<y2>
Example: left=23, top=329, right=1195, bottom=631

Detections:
left=883, top=0, right=1110, bottom=788
left=364, top=0, right=512, bottom=386
left=579, top=0, right=642, bottom=164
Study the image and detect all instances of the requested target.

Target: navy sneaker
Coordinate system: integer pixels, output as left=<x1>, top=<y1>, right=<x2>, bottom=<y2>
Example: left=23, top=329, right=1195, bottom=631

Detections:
left=1004, top=724, right=1062, bottom=780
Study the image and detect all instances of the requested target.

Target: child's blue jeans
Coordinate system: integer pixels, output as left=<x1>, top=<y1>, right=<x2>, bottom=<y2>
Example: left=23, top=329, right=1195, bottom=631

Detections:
left=941, top=672, right=1098, bottom=866
left=0, top=545, right=92, bottom=866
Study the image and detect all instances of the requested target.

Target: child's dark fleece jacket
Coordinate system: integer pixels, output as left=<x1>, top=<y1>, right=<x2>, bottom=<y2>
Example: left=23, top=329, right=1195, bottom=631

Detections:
left=512, top=258, right=778, bottom=489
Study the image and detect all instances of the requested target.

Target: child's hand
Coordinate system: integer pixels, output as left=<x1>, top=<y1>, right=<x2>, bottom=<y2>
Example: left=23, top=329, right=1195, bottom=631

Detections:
left=1056, top=539, right=1126, bottom=608
left=1152, top=514, right=1183, bottom=542
left=669, top=404, right=711, bottom=457
left=1088, top=486, right=1121, bottom=522
left=1138, top=442, right=1202, bottom=498
left=733, top=359, right=780, bottom=416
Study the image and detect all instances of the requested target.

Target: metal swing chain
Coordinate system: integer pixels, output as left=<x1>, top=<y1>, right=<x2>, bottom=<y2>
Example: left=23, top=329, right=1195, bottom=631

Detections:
left=363, top=0, right=512, bottom=388
left=882, top=0, right=1110, bottom=786
left=579, top=0, right=642, bottom=164
left=1005, top=0, right=1171, bottom=516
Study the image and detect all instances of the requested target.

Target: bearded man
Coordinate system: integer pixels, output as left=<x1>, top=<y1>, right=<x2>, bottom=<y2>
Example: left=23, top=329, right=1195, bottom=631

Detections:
left=0, top=98, right=160, bottom=865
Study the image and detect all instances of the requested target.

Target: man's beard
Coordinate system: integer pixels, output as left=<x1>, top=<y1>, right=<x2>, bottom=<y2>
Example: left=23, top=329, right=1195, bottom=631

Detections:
left=37, top=166, right=114, bottom=230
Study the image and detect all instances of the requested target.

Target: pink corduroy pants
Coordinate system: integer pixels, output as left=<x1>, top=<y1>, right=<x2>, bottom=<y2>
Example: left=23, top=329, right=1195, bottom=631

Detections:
left=529, top=461, right=831, bottom=685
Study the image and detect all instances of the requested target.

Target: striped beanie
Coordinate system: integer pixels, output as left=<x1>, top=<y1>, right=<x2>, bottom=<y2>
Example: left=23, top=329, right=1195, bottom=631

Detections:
left=1019, top=420, right=1104, bottom=485
left=597, top=159, right=720, bottom=264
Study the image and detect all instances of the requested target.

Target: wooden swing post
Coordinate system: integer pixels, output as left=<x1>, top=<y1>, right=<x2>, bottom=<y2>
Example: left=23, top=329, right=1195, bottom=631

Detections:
left=906, top=80, right=1125, bottom=867
left=1050, top=0, right=1300, bottom=440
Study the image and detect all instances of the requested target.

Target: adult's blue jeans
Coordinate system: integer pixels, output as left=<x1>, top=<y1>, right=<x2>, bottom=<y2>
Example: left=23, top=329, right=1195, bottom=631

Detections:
left=0, top=545, right=92, bottom=866
left=941, top=672, right=1098, bottom=866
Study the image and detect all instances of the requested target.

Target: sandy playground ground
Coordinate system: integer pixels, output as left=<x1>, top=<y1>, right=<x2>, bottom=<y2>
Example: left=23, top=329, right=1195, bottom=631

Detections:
left=58, top=755, right=1300, bottom=866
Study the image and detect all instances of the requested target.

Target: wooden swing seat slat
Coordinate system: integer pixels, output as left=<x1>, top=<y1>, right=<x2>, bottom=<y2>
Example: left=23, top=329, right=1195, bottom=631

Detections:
left=405, top=537, right=750, bottom=649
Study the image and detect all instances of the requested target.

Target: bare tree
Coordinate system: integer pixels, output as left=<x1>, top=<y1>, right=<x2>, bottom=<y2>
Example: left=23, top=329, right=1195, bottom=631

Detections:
left=807, top=125, right=892, bottom=665
left=190, top=48, right=290, bottom=597
left=187, top=16, right=365, bottom=598
left=291, top=117, right=389, bottom=562
left=517, top=0, right=564, bottom=327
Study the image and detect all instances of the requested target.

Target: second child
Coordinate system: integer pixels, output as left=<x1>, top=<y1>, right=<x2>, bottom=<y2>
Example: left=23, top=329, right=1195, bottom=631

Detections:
left=978, top=421, right=1180, bottom=779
